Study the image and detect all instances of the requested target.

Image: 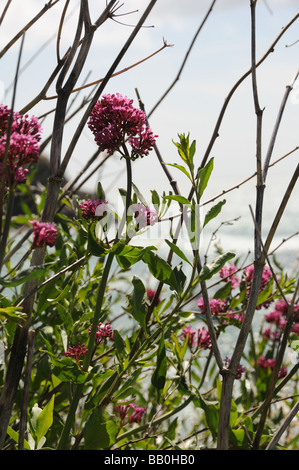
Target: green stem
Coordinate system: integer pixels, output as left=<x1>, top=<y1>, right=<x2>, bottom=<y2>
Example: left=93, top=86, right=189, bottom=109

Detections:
left=56, top=250, right=115, bottom=450
left=117, top=150, right=132, bottom=240
left=83, top=252, right=115, bottom=370
left=57, top=149, right=132, bottom=450
left=0, top=185, right=15, bottom=273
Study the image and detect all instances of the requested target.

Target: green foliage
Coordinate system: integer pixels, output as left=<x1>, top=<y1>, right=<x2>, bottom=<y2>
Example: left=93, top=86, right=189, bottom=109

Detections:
left=0, top=128, right=297, bottom=452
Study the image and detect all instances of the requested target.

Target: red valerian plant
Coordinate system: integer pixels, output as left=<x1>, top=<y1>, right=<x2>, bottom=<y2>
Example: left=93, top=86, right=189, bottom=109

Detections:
left=87, top=93, right=157, bottom=160
left=0, top=104, right=42, bottom=185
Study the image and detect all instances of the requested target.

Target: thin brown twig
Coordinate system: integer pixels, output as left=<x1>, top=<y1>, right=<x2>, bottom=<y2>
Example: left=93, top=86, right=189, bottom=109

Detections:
left=0, top=0, right=13, bottom=26
left=148, top=0, right=217, bottom=118
left=0, top=0, right=61, bottom=59
left=56, top=0, right=71, bottom=63
left=45, top=40, right=172, bottom=100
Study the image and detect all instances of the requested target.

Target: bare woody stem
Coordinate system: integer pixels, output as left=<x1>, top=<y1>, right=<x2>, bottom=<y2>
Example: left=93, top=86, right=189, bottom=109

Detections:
left=58, top=0, right=159, bottom=179
left=217, top=0, right=265, bottom=449
left=0, top=0, right=119, bottom=448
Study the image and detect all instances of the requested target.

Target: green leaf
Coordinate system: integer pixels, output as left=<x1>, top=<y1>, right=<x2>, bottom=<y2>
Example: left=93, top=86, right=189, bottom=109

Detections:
left=198, top=252, right=235, bottom=281
left=151, top=334, right=167, bottom=393
left=34, top=395, right=55, bottom=446
left=114, top=369, right=142, bottom=400
left=163, top=194, right=191, bottom=207
left=115, top=244, right=157, bottom=270
left=172, top=133, right=195, bottom=173
left=165, top=239, right=191, bottom=265
left=213, top=281, right=232, bottom=301
left=84, top=408, right=117, bottom=449
left=6, top=426, right=31, bottom=450
left=0, top=266, right=47, bottom=287
left=197, top=158, right=214, bottom=198
left=171, top=331, right=188, bottom=365
left=172, top=263, right=187, bottom=295
left=151, top=189, right=160, bottom=207
left=128, top=276, right=147, bottom=331
left=188, top=199, right=201, bottom=249
left=164, top=163, right=192, bottom=183
left=0, top=306, right=26, bottom=323
left=132, top=182, right=149, bottom=207
left=163, top=436, right=182, bottom=450
left=197, top=395, right=219, bottom=439
left=203, top=199, right=226, bottom=227
left=113, top=329, right=126, bottom=359
left=47, top=283, right=72, bottom=303
left=256, top=278, right=274, bottom=307
left=87, top=224, right=106, bottom=257
left=97, top=182, right=106, bottom=201
left=85, top=370, right=118, bottom=410
left=142, top=251, right=179, bottom=292
left=48, top=356, right=91, bottom=384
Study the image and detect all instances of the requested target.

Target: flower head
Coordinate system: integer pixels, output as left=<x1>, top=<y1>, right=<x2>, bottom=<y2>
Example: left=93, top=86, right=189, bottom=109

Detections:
left=0, top=104, right=41, bottom=185
left=88, top=94, right=157, bottom=159
left=79, top=199, right=108, bottom=221
left=115, top=401, right=146, bottom=425
left=243, top=264, right=273, bottom=309
left=257, top=355, right=287, bottom=378
left=181, top=325, right=197, bottom=348
left=198, top=297, right=227, bottom=315
left=219, top=264, right=240, bottom=289
left=30, top=220, right=58, bottom=248
left=263, top=298, right=299, bottom=341
left=65, top=342, right=88, bottom=362
left=89, top=322, right=113, bottom=344
left=181, top=325, right=211, bottom=351
left=131, top=202, right=157, bottom=230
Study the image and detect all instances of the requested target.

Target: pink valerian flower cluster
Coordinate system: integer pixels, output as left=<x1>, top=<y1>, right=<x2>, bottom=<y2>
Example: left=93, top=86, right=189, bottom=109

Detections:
left=115, top=401, right=146, bottom=425
left=65, top=342, right=88, bottom=362
left=131, top=203, right=157, bottom=230
left=88, top=94, right=157, bottom=159
left=223, top=357, right=245, bottom=380
left=198, top=297, right=227, bottom=315
left=88, top=322, right=113, bottom=344
left=263, top=299, right=299, bottom=341
left=79, top=199, right=108, bottom=221
left=243, top=264, right=273, bottom=309
left=197, top=296, right=244, bottom=325
left=219, top=264, right=240, bottom=289
left=257, top=355, right=287, bottom=379
left=181, top=325, right=211, bottom=351
left=30, top=220, right=58, bottom=248
left=0, top=104, right=41, bottom=185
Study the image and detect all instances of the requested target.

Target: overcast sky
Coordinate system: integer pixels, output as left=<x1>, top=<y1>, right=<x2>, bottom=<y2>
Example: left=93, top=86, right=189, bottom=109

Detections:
left=0, top=1, right=298, bottom=254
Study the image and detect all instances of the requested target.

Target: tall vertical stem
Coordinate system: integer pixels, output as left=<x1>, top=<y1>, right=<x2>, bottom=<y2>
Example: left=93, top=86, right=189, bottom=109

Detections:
left=217, top=0, right=265, bottom=449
